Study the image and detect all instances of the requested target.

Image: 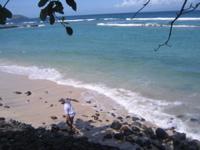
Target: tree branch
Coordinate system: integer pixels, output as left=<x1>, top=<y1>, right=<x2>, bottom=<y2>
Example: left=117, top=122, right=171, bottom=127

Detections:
left=3, top=0, right=10, bottom=7
left=154, top=0, right=188, bottom=51
left=182, top=2, right=200, bottom=14
left=132, top=0, right=150, bottom=18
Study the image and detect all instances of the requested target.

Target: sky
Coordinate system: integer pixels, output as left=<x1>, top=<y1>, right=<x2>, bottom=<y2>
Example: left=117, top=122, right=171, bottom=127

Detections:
left=3, top=0, right=200, bottom=17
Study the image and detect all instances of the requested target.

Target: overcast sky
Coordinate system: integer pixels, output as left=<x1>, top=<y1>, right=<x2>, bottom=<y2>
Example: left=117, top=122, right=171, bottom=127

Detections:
left=3, top=0, right=200, bottom=17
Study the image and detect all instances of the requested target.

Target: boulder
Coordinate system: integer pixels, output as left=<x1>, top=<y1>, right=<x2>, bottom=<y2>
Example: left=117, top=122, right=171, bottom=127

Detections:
left=131, top=125, right=141, bottom=133
left=120, top=125, right=133, bottom=136
left=135, top=137, right=151, bottom=147
left=125, top=135, right=136, bottom=143
left=103, top=130, right=113, bottom=140
left=114, top=132, right=124, bottom=141
left=117, top=116, right=123, bottom=122
left=132, top=117, right=140, bottom=122
left=156, top=128, right=168, bottom=140
left=111, top=120, right=122, bottom=130
left=144, top=128, right=155, bottom=138
left=51, top=124, right=60, bottom=132
left=172, top=132, right=186, bottom=141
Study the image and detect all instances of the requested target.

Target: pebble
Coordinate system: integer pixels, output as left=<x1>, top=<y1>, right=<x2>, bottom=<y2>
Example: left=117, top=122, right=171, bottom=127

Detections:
left=50, top=116, right=58, bottom=120
left=4, top=105, right=10, bottom=109
left=25, top=91, right=32, bottom=96
left=14, top=91, right=22, bottom=94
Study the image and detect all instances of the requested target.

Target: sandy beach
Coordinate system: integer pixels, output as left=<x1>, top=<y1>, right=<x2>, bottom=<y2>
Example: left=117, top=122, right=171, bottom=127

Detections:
left=0, top=71, right=137, bottom=148
left=0, top=70, right=132, bottom=123
left=1, top=71, right=200, bottom=150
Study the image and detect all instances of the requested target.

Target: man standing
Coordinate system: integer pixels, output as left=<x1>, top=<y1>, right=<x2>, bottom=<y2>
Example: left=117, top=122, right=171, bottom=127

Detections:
left=62, top=98, right=76, bottom=131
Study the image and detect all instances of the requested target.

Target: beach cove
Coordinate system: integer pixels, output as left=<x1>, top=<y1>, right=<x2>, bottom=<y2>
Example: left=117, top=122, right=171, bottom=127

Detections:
left=0, top=10, right=200, bottom=149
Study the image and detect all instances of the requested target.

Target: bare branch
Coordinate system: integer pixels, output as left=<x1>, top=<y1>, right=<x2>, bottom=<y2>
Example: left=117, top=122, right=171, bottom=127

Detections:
left=3, top=0, right=10, bottom=7
left=183, top=2, right=200, bottom=14
left=132, top=0, right=150, bottom=18
left=154, top=0, right=188, bottom=51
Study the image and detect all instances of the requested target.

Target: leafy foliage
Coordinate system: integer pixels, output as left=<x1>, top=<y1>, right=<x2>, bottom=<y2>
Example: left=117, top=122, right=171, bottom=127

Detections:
left=66, top=0, right=77, bottom=11
left=0, top=4, right=12, bottom=25
left=38, top=0, right=77, bottom=35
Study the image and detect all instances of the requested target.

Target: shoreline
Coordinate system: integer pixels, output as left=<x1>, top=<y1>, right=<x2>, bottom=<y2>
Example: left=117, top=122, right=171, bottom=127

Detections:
left=1, top=71, right=200, bottom=149
left=0, top=71, right=128, bottom=126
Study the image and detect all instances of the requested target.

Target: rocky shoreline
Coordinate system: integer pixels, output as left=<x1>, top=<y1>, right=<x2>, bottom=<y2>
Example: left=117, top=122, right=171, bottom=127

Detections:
left=0, top=117, right=199, bottom=150
left=0, top=118, right=118, bottom=150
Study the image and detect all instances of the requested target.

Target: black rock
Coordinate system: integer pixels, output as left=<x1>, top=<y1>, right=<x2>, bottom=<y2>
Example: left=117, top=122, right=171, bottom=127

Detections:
left=4, top=105, right=10, bottom=109
left=144, top=128, right=155, bottom=138
left=111, top=120, right=122, bottom=130
left=135, top=137, right=151, bottom=147
left=0, top=119, right=119, bottom=150
left=25, top=91, right=32, bottom=96
left=117, top=116, right=123, bottom=122
left=155, top=128, right=168, bottom=140
left=111, top=113, right=116, bottom=117
left=114, top=132, right=124, bottom=141
left=51, top=124, right=60, bottom=132
left=172, top=132, right=186, bottom=141
left=190, top=118, right=199, bottom=123
left=14, top=91, right=22, bottom=94
left=103, top=131, right=113, bottom=140
left=131, top=125, right=141, bottom=133
left=151, top=140, right=166, bottom=150
left=120, top=125, right=133, bottom=136
left=0, top=117, right=5, bottom=121
left=86, top=100, right=91, bottom=104
left=50, top=116, right=58, bottom=120
left=0, top=103, right=3, bottom=106
left=132, top=117, right=140, bottom=122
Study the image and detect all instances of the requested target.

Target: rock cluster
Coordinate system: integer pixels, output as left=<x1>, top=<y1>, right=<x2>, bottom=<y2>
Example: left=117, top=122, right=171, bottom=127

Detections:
left=103, top=118, right=200, bottom=150
left=0, top=118, right=118, bottom=150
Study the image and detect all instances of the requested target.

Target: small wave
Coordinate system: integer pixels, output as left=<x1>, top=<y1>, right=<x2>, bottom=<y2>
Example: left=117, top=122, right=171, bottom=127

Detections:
left=97, top=23, right=200, bottom=28
left=0, top=64, right=199, bottom=140
left=38, top=24, right=45, bottom=27
left=103, top=18, right=118, bottom=21
left=57, top=18, right=95, bottom=23
left=126, top=17, right=200, bottom=21
left=23, top=21, right=36, bottom=24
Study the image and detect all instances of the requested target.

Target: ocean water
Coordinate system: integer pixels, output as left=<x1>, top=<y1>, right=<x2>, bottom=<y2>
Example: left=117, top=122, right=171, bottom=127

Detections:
left=0, top=11, right=200, bottom=139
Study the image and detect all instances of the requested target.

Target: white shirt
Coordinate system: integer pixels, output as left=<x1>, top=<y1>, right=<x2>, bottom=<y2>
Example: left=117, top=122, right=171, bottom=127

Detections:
left=64, top=102, right=75, bottom=116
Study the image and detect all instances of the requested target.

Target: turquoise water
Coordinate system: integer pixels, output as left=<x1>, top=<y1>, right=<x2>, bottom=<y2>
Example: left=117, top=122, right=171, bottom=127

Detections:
left=0, top=11, right=200, bottom=139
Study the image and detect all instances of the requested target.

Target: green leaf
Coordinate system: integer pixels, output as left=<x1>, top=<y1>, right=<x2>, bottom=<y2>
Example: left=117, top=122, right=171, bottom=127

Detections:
left=49, top=14, right=55, bottom=25
left=46, top=1, right=54, bottom=16
left=38, top=0, right=49, bottom=7
left=53, top=1, right=64, bottom=14
left=40, top=8, right=48, bottom=21
left=65, top=26, right=73, bottom=35
left=65, top=0, right=77, bottom=11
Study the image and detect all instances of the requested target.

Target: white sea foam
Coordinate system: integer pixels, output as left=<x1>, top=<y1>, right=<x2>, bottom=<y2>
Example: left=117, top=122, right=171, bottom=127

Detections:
left=38, top=24, right=45, bottom=27
left=103, top=18, right=118, bottom=21
left=97, top=23, right=200, bottom=28
left=0, top=64, right=199, bottom=140
left=126, top=17, right=200, bottom=21
left=57, top=18, right=96, bottom=23
left=23, top=21, right=36, bottom=24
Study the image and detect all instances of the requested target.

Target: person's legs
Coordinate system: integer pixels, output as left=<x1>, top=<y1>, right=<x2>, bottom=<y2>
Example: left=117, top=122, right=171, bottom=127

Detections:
left=66, top=115, right=74, bottom=130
